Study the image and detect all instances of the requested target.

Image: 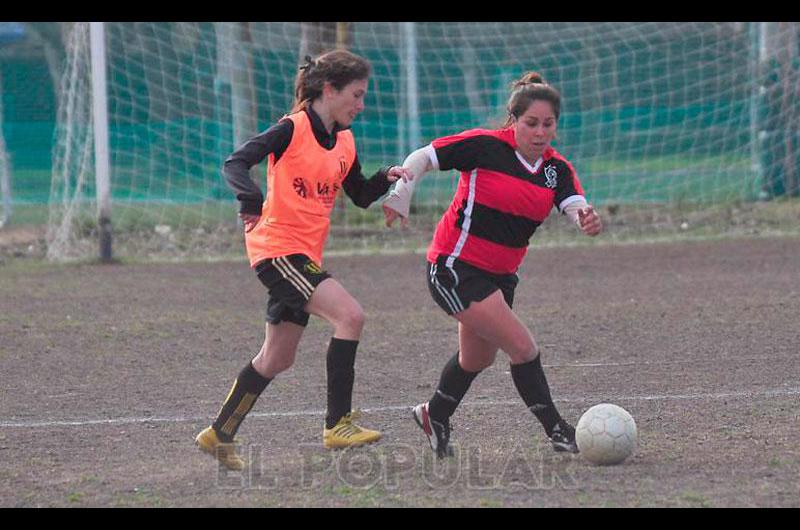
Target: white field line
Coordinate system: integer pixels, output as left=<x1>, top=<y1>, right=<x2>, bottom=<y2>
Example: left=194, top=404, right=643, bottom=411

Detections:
left=2, top=387, right=799, bottom=429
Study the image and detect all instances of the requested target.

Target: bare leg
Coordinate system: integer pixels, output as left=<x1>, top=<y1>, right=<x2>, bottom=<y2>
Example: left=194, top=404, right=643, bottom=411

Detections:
left=208, top=320, right=304, bottom=446
left=458, top=322, right=499, bottom=372
left=453, top=290, right=538, bottom=363
left=303, top=278, right=377, bottom=440
left=452, top=291, right=568, bottom=442
left=251, top=320, right=305, bottom=379
left=304, top=278, right=365, bottom=340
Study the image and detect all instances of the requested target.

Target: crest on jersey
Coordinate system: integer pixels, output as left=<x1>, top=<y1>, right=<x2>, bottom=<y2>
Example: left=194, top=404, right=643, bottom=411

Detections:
left=544, top=165, right=558, bottom=189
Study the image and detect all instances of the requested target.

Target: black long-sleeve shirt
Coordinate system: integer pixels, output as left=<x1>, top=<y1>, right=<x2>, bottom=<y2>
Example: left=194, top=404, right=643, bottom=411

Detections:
left=222, top=107, right=392, bottom=215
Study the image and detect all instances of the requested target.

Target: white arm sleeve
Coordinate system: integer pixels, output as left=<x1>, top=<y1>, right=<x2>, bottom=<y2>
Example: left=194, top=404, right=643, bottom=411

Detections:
left=561, top=195, right=589, bottom=227
left=381, top=144, right=438, bottom=218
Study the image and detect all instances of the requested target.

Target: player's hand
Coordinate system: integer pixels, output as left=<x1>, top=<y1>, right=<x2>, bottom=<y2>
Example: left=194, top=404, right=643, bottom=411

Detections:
left=383, top=204, right=408, bottom=228
left=577, top=205, right=602, bottom=236
left=385, top=166, right=414, bottom=183
left=239, top=213, right=261, bottom=233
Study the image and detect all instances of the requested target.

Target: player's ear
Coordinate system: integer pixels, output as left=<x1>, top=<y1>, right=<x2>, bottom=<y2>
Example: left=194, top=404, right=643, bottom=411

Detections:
left=321, top=81, right=336, bottom=99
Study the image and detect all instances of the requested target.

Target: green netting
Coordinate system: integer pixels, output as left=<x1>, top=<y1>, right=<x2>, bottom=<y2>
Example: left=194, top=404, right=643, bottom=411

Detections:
left=1, top=22, right=798, bottom=230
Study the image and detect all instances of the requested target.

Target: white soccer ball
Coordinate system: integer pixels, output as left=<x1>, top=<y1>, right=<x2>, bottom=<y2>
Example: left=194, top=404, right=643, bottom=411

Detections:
left=576, top=403, right=637, bottom=465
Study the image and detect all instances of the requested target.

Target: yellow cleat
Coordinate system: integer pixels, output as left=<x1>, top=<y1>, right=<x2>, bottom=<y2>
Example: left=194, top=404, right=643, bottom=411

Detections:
left=323, top=410, right=382, bottom=449
left=195, top=426, right=245, bottom=471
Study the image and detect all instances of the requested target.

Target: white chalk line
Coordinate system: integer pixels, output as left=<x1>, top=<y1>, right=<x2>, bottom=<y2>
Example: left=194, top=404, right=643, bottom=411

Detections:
left=2, top=386, right=799, bottom=429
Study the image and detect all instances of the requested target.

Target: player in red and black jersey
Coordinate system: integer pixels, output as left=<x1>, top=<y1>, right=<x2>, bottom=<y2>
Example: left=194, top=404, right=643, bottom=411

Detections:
left=384, top=71, right=603, bottom=457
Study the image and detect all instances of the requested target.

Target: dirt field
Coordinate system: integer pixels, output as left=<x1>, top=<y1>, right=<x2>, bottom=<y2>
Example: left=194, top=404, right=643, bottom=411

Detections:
left=1, top=235, right=799, bottom=507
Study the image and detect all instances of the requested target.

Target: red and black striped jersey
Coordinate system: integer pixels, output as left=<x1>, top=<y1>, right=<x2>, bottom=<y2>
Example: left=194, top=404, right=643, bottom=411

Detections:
left=426, top=127, right=585, bottom=275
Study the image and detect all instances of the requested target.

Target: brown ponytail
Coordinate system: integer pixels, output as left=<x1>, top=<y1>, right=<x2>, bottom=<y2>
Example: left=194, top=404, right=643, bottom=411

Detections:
left=503, top=71, right=561, bottom=127
left=291, top=49, right=371, bottom=113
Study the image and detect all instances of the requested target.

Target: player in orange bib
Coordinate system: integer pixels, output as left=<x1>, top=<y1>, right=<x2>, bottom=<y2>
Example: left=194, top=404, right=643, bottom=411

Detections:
left=195, top=50, right=412, bottom=470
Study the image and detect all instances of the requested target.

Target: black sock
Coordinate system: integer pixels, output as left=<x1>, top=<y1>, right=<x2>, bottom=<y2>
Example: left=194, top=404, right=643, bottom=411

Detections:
left=510, top=356, right=562, bottom=435
left=325, top=338, right=359, bottom=429
left=212, top=361, right=271, bottom=442
left=428, top=352, right=480, bottom=423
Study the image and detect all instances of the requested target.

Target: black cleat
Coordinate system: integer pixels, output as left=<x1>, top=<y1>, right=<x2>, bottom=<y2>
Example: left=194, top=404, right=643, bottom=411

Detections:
left=548, top=419, right=579, bottom=454
left=412, top=402, right=454, bottom=458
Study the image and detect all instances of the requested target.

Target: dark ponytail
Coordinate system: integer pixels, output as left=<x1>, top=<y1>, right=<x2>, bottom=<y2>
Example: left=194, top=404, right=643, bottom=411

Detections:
left=291, top=49, right=371, bottom=113
left=503, top=71, right=561, bottom=127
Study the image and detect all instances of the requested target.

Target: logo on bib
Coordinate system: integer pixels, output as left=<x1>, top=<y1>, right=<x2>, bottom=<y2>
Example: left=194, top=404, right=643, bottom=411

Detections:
left=292, top=177, right=309, bottom=198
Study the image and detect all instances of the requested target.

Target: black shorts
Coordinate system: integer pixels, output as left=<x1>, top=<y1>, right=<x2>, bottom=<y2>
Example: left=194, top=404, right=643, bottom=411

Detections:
left=255, top=254, right=331, bottom=327
left=427, top=255, right=519, bottom=315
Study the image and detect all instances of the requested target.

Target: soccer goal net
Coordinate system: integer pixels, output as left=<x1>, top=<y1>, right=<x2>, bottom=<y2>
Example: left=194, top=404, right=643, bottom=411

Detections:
left=47, top=22, right=800, bottom=262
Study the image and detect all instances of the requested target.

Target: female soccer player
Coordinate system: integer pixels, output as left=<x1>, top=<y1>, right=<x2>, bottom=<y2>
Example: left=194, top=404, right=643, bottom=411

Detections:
left=383, top=71, right=602, bottom=458
left=196, top=50, right=411, bottom=470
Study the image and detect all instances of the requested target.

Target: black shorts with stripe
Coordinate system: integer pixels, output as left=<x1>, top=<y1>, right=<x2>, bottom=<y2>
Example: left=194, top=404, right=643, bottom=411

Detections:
left=427, top=255, right=519, bottom=315
left=255, top=254, right=331, bottom=327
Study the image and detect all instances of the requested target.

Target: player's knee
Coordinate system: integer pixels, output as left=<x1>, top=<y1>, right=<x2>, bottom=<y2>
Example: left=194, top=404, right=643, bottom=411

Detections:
left=267, top=357, right=295, bottom=378
left=276, top=354, right=298, bottom=373
left=461, top=352, right=496, bottom=372
left=507, top=339, right=538, bottom=364
left=338, top=305, right=365, bottom=335
left=254, top=349, right=296, bottom=377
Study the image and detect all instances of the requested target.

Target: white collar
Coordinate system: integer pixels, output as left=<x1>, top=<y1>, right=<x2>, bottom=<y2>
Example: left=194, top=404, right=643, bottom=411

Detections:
left=515, top=151, right=543, bottom=174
